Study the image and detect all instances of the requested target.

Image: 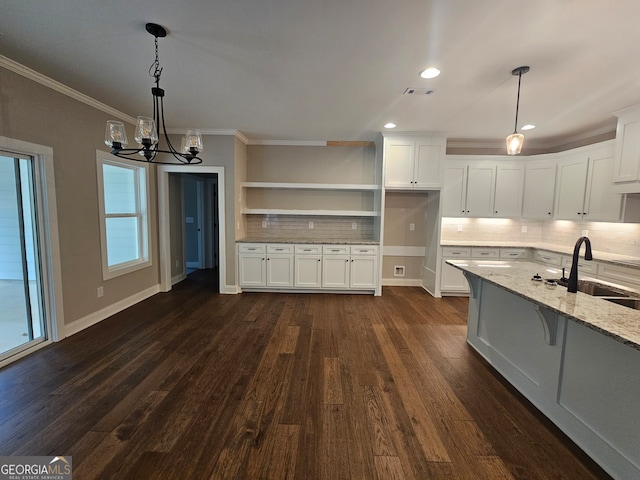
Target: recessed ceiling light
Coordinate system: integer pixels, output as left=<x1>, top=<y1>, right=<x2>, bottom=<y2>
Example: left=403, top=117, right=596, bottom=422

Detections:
left=419, top=67, right=440, bottom=79
left=384, top=122, right=397, bottom=129
left=521, top=124, right=536, bottom=130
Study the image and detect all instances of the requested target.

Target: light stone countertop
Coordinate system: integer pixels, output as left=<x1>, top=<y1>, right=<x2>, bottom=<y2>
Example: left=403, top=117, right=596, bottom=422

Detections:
left=237, top=238, right=380, bottom=245
left=441, top=240, right=640, bottom=267
left=447, top=259, right=640, bottom=350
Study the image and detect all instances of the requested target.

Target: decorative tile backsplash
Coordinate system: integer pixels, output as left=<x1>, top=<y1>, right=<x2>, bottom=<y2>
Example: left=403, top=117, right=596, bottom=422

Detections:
left=246, top=215, right=375, bottom=241
left=441, top=217, right=640, bottom=257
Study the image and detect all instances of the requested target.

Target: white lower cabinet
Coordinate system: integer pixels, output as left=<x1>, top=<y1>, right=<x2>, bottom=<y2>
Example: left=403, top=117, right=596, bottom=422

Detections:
left=239, top=243, right=378, bottom=292
left=322, top=253, right=350, bottom=288
left=349, top=246, right=378, bottom=289
left=238, top=244, right=266, bottom=286
left=294, top=245, right=322, bottom=288
left=440, top=247, right=471, bottom=294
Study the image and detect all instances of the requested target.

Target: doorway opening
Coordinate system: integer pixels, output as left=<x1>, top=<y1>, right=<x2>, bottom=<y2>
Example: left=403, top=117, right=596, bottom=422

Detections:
left=157, top=166, right=226, bottom=294
left=179, top=173, right=219, bottom=291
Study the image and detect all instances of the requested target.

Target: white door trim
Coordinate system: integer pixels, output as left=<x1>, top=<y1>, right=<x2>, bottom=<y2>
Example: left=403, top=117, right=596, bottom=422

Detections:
left=157, top=166, right=226, bottom=292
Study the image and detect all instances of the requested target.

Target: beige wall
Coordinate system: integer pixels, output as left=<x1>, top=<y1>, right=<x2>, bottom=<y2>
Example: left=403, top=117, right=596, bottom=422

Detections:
left=0, top=66, right=244, bottom=325
left=0, top=67, right=162, bottom=324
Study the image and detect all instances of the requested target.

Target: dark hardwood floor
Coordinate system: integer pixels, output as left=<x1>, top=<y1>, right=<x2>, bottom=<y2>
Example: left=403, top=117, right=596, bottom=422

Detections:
left=0, top=270, right=612, bottom=479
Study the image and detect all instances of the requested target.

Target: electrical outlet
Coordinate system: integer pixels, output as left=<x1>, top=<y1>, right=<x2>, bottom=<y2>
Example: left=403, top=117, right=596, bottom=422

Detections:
left=522, top=225, right=527, bottom=233
left=409, top=223, right=415, bottom=231
left=457, top=225, right=463, bottom=232
left=309, top=221, right=314, bottom=229
left=97, top=286, right=104, bottom=298
left=582, top=229, right=589, bottom=237
left=175, top=260, right=180, bottom=268
left=352, top=222, right=357, bottom=230
left=262, top=220, right=267, bottom=228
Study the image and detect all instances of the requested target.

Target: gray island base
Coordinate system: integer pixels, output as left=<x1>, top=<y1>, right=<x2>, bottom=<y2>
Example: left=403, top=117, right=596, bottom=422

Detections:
left=448, top=260, right=640, bottom=480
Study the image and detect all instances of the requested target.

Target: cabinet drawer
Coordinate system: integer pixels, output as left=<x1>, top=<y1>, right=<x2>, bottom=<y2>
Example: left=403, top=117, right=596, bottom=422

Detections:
left=561, top=257, right=598, bottom=275
left=323, top=245, right=349, bottom=255
left=500, top=248, right=528, bottom=259
left=442, top=247, right=471, bottom=258
left=471, top=248, right=499, bottom=259
left=295, top=245, right=322, bottom=254
left=238, top=243, right=266, bottom=253
left=534, top=250, right=562, bottom=267
left=598, top=263, right=640, bottom=288
left=267, top=244, right=293, bottom=254
left=350, top=245, right=378, bottom=255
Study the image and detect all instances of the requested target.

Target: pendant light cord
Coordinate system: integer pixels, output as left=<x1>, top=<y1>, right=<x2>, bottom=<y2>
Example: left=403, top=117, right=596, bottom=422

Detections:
left=513, top=71, right=522, bottom=134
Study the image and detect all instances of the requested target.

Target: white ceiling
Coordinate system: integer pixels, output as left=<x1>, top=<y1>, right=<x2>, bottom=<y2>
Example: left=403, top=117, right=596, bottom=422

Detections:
left=2, top=0, right=640, bottom=148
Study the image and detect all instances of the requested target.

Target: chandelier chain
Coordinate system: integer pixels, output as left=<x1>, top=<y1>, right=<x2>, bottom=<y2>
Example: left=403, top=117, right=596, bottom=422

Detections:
left=149, top=36, right=163, bottom=84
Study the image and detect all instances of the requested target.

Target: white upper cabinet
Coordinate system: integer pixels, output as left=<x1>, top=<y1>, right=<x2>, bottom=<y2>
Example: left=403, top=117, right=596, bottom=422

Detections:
left=493, top=164, right=524, bottom=217
left=465, top=165, right=496, bottom=217
left=442, top=159, right=522, bottom=217
left=383, top=134, right=446, bottom=189
left=554, top=141, right=623, bottom=221
left=554, top=154, right=589, bottom=220
left=613, top=104, right=640, bottom=193
left=442, top=165, right=468, bottom=216
left=522, top=159, right=556, bottom=219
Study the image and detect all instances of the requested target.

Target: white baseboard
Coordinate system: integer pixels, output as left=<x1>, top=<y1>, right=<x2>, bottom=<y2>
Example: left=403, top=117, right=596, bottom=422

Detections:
left=172, top=273, right=187, bottom=285
left=64, top=285, right=160, bottom=338
left=382, top=278, right=423, bottom=287
left=221, top=284, right=240, bottom=294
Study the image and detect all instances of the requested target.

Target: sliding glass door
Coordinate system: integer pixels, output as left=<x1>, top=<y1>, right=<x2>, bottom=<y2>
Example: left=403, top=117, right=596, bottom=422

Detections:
left=0, top=152, right=46, bottom=360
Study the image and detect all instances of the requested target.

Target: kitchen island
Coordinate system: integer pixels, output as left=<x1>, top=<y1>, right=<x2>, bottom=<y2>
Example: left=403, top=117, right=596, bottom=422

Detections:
left=448, top=259, right=640, bottom=480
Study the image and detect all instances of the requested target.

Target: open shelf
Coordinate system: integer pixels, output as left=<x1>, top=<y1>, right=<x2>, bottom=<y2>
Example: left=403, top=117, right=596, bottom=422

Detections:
left=242, top=208, right=379, bottom=217
left=242, top=182, right=379, bottom=191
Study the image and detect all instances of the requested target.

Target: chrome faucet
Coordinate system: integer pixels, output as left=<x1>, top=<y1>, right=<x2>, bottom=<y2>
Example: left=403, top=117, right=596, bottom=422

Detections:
left=567, top=236, right=593, bottom=293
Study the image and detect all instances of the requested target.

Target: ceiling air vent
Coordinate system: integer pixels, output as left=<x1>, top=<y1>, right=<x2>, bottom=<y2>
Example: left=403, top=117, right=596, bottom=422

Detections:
left=403, top=88, right=435, bottom=95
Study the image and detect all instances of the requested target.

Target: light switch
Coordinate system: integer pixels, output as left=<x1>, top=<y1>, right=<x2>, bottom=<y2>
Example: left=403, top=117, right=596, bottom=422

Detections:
left=409, top=223, right=415, bottom=231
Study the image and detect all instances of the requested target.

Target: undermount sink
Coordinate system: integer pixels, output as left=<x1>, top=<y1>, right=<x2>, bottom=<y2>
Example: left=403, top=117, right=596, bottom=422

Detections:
left=555, top=278, right=640, bottom=310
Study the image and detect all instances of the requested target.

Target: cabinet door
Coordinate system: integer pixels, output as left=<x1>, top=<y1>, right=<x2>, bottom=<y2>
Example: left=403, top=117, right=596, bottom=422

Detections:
left=465, top=165, right=495, bottom=217
left=266, top=254, right=294, bottom=287
left=384, top=142, right=414, bottom=188
left=414, top=143, right=443, bottom=188
left=442, top=166, right=467, bottom=216
left=322, top=255, right=350, bottom=288
left=238, top=254, right=266, bottom=286
left=350, top=256, right=377, bottom=289
left=584, top=155, right=623, bottom=221
left=493, top=165, right=523, bottom=217
left=522, top=163, right=556, bottom=219
left=440, top=259, right=469, bottom=293
left=554, top=156, right=588, bottom=220
left=613, top=119, right=640, bottom=183
left=294, top=255, right=322, bottom=288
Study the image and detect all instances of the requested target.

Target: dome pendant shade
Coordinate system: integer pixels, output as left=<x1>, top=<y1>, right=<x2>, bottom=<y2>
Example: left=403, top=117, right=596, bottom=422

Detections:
left=506, top=66, right=529, bottom=156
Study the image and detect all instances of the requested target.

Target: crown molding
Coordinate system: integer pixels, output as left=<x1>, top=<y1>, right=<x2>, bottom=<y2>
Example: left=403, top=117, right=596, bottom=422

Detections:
left=166, top=128, right=250, bottom=144
left=246, top=139, right=327, bottom=146
left=0, top=55, right=137, bottom=124
left=446, top=122, right=616, bottom=153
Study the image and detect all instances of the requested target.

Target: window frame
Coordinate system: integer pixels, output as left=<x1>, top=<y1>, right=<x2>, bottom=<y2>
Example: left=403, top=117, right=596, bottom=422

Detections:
left=96, top=151, right=151, bottom=280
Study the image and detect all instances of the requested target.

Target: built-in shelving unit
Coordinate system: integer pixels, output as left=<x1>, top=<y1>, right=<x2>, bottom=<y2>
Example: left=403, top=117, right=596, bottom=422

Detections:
left=242, top=144, right=382, bottom=219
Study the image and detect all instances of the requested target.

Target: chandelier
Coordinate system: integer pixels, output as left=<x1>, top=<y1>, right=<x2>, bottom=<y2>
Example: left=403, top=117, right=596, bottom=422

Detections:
left=506, top=66, right=529, bottom=156
left=104, top=23, right=203, bottom=164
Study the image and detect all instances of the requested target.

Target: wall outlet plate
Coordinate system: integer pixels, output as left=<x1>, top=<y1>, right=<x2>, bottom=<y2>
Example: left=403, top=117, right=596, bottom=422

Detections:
left=352, top=222, right=357, bottom=230
left=309, top=221, right=314, bottom=229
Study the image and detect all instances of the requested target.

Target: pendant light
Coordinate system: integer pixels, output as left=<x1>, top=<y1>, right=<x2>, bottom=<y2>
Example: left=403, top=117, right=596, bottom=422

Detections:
left=506, top=66, right=530, bottom=155
left=104, top=23, right=203, bottom=164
